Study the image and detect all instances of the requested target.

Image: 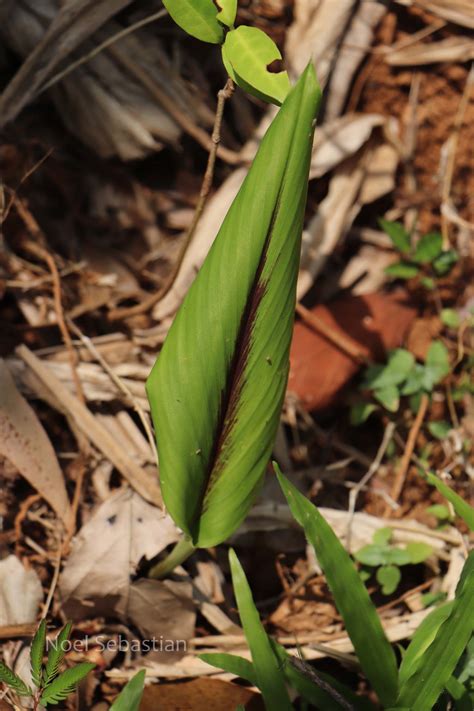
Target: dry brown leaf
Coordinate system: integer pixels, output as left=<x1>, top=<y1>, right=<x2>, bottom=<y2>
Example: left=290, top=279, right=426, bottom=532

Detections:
left=0, top=556, right=43, bottom=625
left=59, top=489, right=179, bottom=618
left=140, top=678, right=263, bottom=711
left=0, top=359, right=70, bottom=522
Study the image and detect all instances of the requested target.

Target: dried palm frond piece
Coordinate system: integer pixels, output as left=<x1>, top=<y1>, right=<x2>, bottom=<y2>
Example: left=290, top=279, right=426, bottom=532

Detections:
left=386, top=36, right=474, bottom=65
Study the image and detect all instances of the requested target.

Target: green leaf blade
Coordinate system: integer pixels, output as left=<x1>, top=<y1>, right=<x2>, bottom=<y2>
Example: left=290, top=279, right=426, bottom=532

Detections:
left=425, top=472, right=474, bottom=531
left=379, top=219, right=411, bottom=253
left=30, top=619, right=47, bottom=688
left=413, top=232, right=443, bottom=264
left=44, top=622, right=72, bottom=685
left=223, top=26, right=291, bottom=105
left=163, top=0, right=224, bottom=43
left=110, top=670, right=146, bottom=711
left=0, top=661, right=31, bottom=696
left=147, top=65, right=321, bottom=548
left=228, top=549, right=293, bottom=711
left=216, top=0, right=237, bottom=27
left=276, top=466, right=399, bottom=706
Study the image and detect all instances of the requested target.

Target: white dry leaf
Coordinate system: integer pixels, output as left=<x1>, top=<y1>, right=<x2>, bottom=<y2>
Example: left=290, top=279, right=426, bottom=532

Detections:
left=0, top=555, right=43, bottom=625
left=387, top=36, right=474, bottom=66
left=0, top=359, right=70, bottom=523
left=59, top=489, right=180, bottom=618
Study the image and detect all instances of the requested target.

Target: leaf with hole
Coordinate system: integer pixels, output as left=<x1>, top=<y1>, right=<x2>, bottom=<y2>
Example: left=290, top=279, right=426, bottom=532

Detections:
left=146, top=66, right=320, bottom=547
left=162, top=0, right=224, bottom=43
left=276, top=465, right=398, bottom=706
left=222, top=26, right=291, bottom=105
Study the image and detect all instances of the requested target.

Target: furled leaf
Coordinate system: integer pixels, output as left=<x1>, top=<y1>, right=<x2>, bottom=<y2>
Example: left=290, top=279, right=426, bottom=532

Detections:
left=0, top=661, right=31, bottom=696
left=396, top=560, right=474, bottom=710
left=44, top=622, right=72, bottom=685
left=228, top=549, right=293, bottom=711
left=110, top=670, right=146, bottom=711
left=413, top=232, right=443, bottom=264
left=30, top=619, right=46, bottom=688
left=40, top=663, right=95, bottom=705
left=216, top=0, right=237, bottom=27
left=425, top=472, right=474, bottom=531
left=379, top=219, right=411, bottom=253
left=162, top=0, right=224, bottom=43
left=376, top=565, right=400, bottom=595
left=276, top=466, right=399, bottom=707
left=222, top=26, right=291, bottom=105
left=147, top=66, right=320, bottom=548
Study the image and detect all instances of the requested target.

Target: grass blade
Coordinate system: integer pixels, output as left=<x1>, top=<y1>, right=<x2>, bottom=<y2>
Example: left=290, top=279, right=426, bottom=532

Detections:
left=396, top=556, right=474, bottom=709
left=200, top=653, right=256, bottom=683
left=229, top=548, right=293, bottom=711
left=425, top=472, right=474, bottom=530
left=275, top=465, right=398, bottom=706
left=110, top=670, right=146, bottom=711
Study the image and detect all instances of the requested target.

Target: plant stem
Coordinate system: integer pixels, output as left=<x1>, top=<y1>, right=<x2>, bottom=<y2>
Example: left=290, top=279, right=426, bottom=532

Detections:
left=148, top=536, right=196, bottom=579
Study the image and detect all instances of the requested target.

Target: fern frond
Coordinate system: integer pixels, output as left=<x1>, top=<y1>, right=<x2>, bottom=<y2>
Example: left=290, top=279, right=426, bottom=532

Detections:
left=40, top=663, right=95, bottom=705
left=30, top=619, right=47, bottom=687
left=43, top=621, right=72, bottom=685
left=0, top=661, right=31, bottom=696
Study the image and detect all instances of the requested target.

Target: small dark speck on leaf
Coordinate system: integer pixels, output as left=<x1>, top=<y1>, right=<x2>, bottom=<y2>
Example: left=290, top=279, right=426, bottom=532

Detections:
left=266, top=356, right=272, bottom=365
left=107, top=515, right=117, bottom=525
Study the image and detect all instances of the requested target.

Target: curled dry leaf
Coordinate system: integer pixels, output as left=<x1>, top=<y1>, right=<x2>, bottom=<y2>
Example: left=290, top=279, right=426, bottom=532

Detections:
left=59, top=489, right=179, bottom=619
left=0, top=359, right=70, bottom=523
left=0, top=555, right=43, bottom=626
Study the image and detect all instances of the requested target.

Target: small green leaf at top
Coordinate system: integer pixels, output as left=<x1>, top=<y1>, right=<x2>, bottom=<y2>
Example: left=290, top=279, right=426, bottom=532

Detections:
left=379, top=219, right=411, bottom=253
left=222, top=26, right=291, bottom=105
left=373, top=527, right=393, bottom=546
left=426, top=504, right=451, bottom=522
left=350, top=402, right=377, bottom=425
left=377, top=565, right=401, bottom=595
left=440, top=308, right=461, bottom=329
left=405, top=542, right=433, bottom=564
left=427, top=420, right=450, bottom=440
left=163, top=0, right=224, bottom=44
left=385, top=261, right=420, bottom=279
left=432, top=248, right=458, bottom=276
left=413, top=232, right=443, bottom=264
left=216, top=0, right=237, bottom=27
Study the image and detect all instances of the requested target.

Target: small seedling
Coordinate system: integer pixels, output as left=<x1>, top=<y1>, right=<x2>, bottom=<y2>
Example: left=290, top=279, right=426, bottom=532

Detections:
left=354, top=527, right=432, bottom=595
left=0, top=621, right=94, bottom=709
left=380, top=219, right=458, bottom=287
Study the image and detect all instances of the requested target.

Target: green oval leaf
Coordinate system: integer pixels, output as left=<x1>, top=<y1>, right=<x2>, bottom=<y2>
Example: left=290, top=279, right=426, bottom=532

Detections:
left=147, top=66, right=321, bottom=547
left=379, top=219, right=411, bottom=254
left=276, top=465, right=399, bottom=707
left=413, top=232, right=443, bottom=264
left=222, top=26, right=291, bottom=105
left=376, top=565, right=401, bottom=595
left=216, top=0, right=237, bottom=27
left=163, top=0, right=224, bottom=43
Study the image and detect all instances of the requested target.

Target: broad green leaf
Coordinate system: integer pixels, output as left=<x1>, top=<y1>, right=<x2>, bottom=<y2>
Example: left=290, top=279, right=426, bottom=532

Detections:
left=147, top=66, right=321, bottom=547
left=228, top=549, right=293, bottom=711
left=385, top=261, right=419, bottom=279
left=374, top=385, right=399, bottom=412
left=423, top=340, right=450, bottom=390
left=428, top=420, right=451, bottom=439
left=163, top=0, right=224, bottom=43
left=276, top=466, right=398, bottom=706
left=377, top=565, right=400, bottom=595
left=425, top=472, right=474, bottom=531
left=385, top=548, right=412, bottom=566
left=433, top=248, right=458, bottom=275
left=0, top=661, right=31, bottom=696
left=110, top=670, right=146, bottom=711
left=30, top=619, right=46, bottom=687
left=40, top=663, right=95, bottom=705
left=413, top=232, right=443, bottom=264
left=216, top=0, right=237, bottom=27
left=441, top=308, right=461, bottom=329
left=364, top=349, right=415, bottom=390
left=396, top=562, right=474, bottom=710
left=222, top=26, right=291, bottom=105
left=405, top=541, right=432, bottom=564
left=379, top=219, right=411, bottom=253
left=44, top=622, right=72, bottom=685
left=350, top=402, right=377, bottom=425
left=373, top=527, right=393, bottom=546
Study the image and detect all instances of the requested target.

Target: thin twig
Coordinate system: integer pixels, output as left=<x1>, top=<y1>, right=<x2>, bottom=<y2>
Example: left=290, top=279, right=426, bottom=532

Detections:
left=346, top=421, right=395, bottom=552
left=67, top=317, right=158, bottom=462
left=384, top=393, right=429, bottom=516
left=14, top=198, right=85, bottom=403
left=41, top=8, right=169, bottom=91
left=109, top=78, right=235, bottom=322
left=42, top=536, right=62, bottom=618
